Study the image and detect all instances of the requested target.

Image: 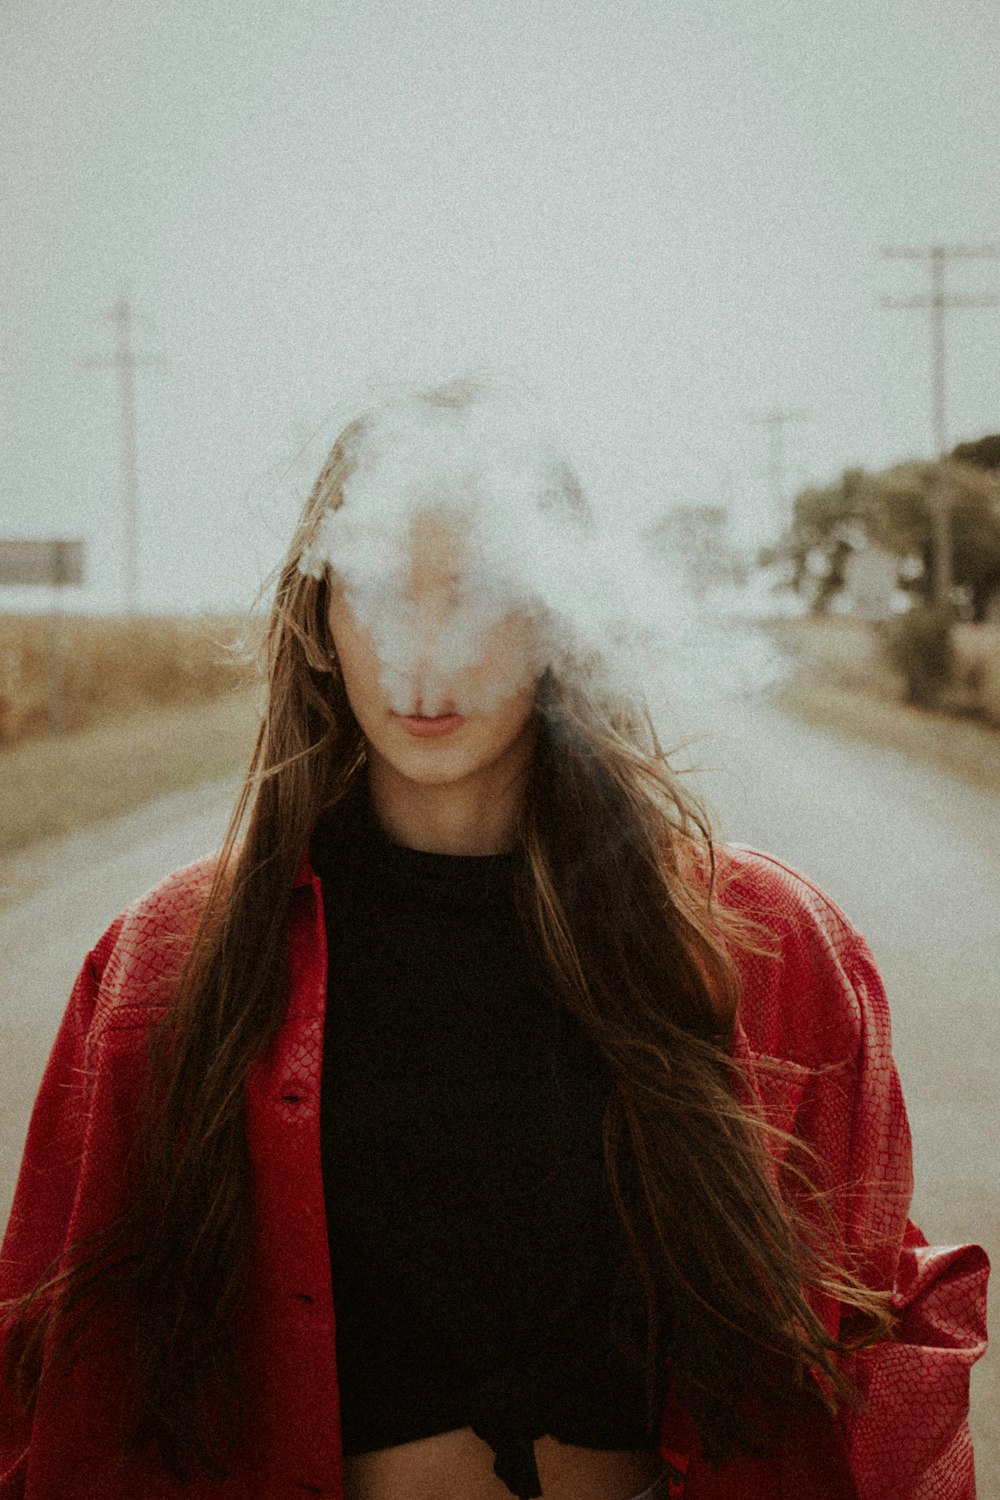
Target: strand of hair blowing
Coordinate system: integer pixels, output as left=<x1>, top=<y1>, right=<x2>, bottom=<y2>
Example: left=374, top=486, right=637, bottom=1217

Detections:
left=515, top=674, right=896, bottom=1465
left=123, top=563, right=367, bottom=1477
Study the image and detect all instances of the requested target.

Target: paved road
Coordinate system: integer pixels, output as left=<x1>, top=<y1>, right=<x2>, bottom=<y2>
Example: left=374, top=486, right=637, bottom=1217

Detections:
left=1, top=694, right=996, bottom=1489
left=0, top=777, right=241, bottom=1223
left=669, top=689, right=999, bottom=1489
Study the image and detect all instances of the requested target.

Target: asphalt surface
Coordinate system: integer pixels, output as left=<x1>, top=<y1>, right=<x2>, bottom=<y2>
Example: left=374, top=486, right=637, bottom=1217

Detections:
left=1, top=694, right=996, bottom=1489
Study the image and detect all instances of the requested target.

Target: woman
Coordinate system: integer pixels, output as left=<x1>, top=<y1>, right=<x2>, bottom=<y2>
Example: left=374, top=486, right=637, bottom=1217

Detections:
left=0, top=376, right=989, bottom=1500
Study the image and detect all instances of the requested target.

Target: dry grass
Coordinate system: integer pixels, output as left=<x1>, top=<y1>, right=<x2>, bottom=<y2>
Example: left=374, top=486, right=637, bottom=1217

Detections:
left=760, top=615, right=1000, bottom=796
left=0, top=687, right=262, bottom=857
left=762, top=614, right=904, bottom=696
left=0, top=613, right=257, bottom=746
left=762, top=614, right=1000, bottom=725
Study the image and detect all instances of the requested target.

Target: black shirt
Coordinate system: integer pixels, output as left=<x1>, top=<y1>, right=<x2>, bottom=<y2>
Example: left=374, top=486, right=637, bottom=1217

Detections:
left=310, top=777, right=668, bottom=1500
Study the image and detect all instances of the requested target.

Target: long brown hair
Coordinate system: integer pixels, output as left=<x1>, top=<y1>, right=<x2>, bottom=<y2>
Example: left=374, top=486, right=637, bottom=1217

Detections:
left=3, top=377, right=894, bottom=1478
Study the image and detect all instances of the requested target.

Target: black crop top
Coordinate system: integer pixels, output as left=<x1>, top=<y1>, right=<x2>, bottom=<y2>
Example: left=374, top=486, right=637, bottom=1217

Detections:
left=309, top=778, right=669, bottom=1500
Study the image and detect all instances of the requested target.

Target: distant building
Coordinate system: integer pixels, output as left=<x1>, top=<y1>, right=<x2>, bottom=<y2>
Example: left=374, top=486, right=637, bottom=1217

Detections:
left=838, top=544, right=899, bottom=620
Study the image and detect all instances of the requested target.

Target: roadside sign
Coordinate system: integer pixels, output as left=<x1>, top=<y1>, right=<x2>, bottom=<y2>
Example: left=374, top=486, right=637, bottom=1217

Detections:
left=0, top=539, right=85, bottom=588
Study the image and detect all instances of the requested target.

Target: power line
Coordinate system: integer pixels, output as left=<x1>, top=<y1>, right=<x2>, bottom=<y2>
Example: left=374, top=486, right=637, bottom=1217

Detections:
left=881, top=241, right=1000, bottom=612
left=80, top=292, right=162, bottom=615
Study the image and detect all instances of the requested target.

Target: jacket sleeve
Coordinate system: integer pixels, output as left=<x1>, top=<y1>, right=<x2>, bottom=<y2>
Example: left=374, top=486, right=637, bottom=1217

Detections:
left=0, top=921, right=120, bottom=1496
left=834, top=932, right=990, bottom=1500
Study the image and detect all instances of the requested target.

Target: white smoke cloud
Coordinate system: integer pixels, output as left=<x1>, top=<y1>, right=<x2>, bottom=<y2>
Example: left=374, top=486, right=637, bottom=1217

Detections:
left=297, top=377, right=783, bottom=723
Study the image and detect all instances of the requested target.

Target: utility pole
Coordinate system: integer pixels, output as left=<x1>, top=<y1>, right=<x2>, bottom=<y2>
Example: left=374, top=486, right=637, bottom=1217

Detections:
left=881, top=241, right=1000, bottom=614
left=747, top=407, right=812, bottom=539
left=80, top=292, right=161, bottom=615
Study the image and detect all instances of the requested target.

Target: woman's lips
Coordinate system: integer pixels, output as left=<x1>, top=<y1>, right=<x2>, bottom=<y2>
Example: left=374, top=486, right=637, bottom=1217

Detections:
left=394, top=712, right=467, bottom=738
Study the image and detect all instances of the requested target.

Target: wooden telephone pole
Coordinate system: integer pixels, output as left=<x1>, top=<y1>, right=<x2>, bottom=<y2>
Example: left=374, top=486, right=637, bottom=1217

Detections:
left=80, top=293, right=160, bottom=615
left=882, top=242, right=1000, bottom=613
left=747, top=407, right=813, bottom=538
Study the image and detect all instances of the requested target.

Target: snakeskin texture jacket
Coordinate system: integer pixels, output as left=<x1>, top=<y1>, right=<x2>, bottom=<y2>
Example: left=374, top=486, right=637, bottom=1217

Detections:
left=0, top=841, right=989, bottom=1499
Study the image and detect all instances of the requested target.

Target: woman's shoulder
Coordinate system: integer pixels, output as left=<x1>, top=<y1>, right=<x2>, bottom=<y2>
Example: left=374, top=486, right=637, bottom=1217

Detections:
left=118, top=850, right=222, bottom=933
left=713, top=842, right=862, bottom=940
left=708, top=841, right=878, bottom=1066
left=681, top=833, right=867, bottom=944
left=86, top=852, right=224, bottom=1030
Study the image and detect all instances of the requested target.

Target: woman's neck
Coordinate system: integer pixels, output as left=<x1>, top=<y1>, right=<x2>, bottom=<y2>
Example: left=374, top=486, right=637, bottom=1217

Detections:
left=365, top=753, right=530, bottom=856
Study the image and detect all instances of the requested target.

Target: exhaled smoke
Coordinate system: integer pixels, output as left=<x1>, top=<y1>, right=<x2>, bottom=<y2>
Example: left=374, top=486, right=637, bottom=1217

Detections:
left=297, top=377, right=782, bottom=721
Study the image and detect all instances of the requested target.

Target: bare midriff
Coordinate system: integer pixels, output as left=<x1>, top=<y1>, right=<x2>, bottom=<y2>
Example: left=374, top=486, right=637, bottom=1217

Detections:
left=343, top=1427, right=664, bottom=1500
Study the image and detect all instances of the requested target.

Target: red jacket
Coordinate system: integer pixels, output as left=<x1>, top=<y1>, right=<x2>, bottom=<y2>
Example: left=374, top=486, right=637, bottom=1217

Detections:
left=0, top=843, right=989, bottom=1499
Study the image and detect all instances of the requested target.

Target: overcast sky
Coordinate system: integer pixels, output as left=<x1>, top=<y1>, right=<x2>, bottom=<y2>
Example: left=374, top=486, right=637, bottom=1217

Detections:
left=2, top=0, right=999, bottom=615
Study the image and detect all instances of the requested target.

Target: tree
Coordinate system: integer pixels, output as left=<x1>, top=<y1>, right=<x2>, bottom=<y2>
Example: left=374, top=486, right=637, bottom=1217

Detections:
left=867, top=459, right=1000, bottom=621
left=764, top=451, right=1000, bottom=620
left=951, top=434, right=1000, bottom=472
left=758, top=467, right=872, bottom=614
left=643, top=503, right=745, bottom=596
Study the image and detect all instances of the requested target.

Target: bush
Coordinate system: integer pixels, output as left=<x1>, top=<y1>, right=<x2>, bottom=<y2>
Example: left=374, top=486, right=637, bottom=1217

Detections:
left=877, top=606, right=956, bottom=708
left=953, top=623, right=1000, bottom=726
